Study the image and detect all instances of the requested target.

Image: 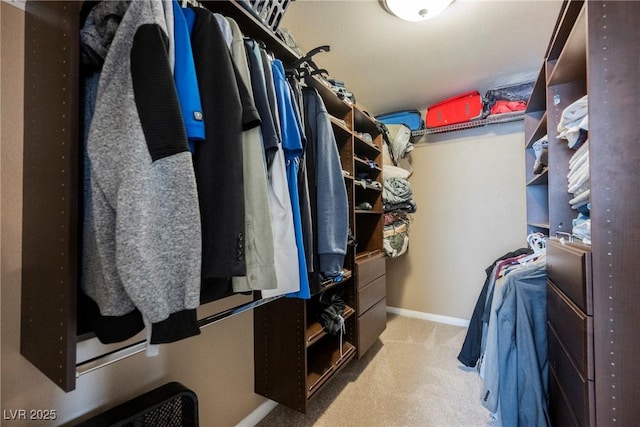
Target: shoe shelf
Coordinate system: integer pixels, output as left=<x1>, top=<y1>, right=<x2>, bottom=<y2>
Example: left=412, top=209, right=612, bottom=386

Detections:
left=306, top=305, right=356, bottom=348
left=306, top=340, right=356, bottom=399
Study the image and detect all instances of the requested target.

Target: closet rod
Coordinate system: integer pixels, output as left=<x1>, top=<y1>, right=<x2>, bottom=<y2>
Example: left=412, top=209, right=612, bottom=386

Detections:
left=75, top=295, right=282, bottom=377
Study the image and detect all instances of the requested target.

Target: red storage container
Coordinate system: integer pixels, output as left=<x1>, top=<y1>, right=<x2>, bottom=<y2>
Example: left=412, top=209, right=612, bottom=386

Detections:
left=426, top=91, right=483, bottom=128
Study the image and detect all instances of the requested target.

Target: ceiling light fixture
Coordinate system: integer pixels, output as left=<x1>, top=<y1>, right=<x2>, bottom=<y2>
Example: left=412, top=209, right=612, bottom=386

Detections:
left=383, top=0, right=455, bottom=22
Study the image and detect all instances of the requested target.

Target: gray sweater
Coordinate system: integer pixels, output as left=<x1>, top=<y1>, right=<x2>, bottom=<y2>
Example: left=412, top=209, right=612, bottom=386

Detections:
left=82, top=0, right=201, bottom=344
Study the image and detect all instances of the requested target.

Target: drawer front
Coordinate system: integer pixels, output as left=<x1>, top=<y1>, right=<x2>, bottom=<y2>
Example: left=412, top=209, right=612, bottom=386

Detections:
left=355, top=253, right=385, bottom=288
left=357, top=275, right=386, bottom=314
left=546, top=238, right=592, bottom=314
left=549, top=365, right=581, bottom=427
left=547, top=280, right=594, bottom=380
left=548, top=323, right=595, bottom=427
left=357, top=297, right=387, bottom=356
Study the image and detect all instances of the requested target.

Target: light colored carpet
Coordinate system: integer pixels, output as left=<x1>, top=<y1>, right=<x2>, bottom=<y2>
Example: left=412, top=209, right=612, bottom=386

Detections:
left=256, top=313, right=492, bottom=427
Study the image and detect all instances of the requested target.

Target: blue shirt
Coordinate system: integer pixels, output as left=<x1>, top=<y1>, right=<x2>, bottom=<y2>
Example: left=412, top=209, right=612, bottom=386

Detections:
left=173, top=1, right=205, bottom=151
left=271, top=59, right=310, bottom=299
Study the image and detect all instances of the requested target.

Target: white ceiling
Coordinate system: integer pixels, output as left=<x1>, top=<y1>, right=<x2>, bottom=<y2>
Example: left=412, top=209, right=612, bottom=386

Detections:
left=279, top=0, right=563, bottom=116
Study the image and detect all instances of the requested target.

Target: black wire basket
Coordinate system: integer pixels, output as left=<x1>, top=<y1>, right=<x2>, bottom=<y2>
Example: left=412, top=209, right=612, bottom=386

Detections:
left=74, top=382, right=198, bottom=427
left=238, top=0, right=294, bottom=31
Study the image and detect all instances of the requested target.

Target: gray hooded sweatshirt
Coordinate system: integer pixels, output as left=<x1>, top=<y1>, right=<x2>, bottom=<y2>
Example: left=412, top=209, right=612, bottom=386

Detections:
left=82, top=0, right=201, bottom=344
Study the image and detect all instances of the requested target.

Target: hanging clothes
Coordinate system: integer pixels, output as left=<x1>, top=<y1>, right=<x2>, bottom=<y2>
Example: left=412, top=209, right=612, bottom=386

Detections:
left=245, top=44, right=300, bottom=299
left=244, top=40, right=279, bottom=163
left=289, top=76, right=314, bottom=275
left=82, top=0, right=201, bottom=344
left=496, top=262, right=549, bottom=427
left=271, top=58, right=310, bottom=299
left=302, top=87, right=349, bottom=278
left=172, top=0, right=205, bottom=151
left=457, top=248, right=532, bottom=368
left=474, top=249, right=548, bottom=427
left=188, top=7, right=260, bottom=302
left=226, top=18, right=278, bottom=293
left=261, top=49, right=282, bottom=147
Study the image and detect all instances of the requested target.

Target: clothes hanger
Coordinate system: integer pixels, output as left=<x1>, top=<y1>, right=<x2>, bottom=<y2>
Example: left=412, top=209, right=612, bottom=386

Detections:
left=182, top=0, right=205, bottom=9
left=288, top=45, right=330, bottom=70
left=517, top=232, right=547, bottom=265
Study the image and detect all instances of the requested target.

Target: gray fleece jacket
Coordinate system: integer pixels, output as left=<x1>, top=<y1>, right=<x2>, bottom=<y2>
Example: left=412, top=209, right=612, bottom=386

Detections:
left=82, top=0, right=201, bottom=344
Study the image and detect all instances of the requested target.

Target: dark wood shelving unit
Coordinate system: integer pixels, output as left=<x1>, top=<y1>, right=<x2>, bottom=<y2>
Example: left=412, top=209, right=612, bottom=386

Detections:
left=251, top=9, right=386, bottom=411
left=526, top=2, right=640, bottom=425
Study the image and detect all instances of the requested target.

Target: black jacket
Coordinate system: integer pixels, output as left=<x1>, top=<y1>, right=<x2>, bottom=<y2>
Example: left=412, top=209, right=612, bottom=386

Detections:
left=457, top=247, right=533, bottom=367
left=190, top=9, right=260, bottom=302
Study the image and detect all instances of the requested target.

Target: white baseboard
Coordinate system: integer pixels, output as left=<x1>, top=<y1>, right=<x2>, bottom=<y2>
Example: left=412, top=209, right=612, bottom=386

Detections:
left=235, top=399, right=278, bottom=427
left=386, top=306, right=470, bottom=327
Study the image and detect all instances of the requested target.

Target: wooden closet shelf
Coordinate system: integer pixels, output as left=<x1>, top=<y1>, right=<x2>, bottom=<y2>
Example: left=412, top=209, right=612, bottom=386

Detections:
left=527, top=168, right=549, bottom=186
left=331, top=118, right=353, bottom=136
left=206, top=0, right=300, bottom=63
left=306, top=305, right=356, bottom=348
left=354, top=157, right=382, bottom=173
left=306, top=341, right=356, bottom=399
left=318, top=269, right=353, bottom=293
left=354, top=181, right=383, bottom=192
left=525, top=67, right=547, bottom=113
left=354, top=136, right=381, bottom=154
left=525, top=112, right=547, bottom=148
left=355, top=209, right=384, bottom=215
left=547, top=5, right=586, bottom=86
left=546, top=0, right=585, bottom=61
left=342, top=174, right=354, bottom=182
left=307, top=75, right=354, bottom=116
left=355, top=249, right=383, bottom=260
left=527, top=222, right=550, bottom=230
left=353, top=105, right=379, bottom=131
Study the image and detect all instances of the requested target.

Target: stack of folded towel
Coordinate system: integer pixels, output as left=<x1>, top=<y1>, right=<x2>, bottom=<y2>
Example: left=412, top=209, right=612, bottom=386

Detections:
left=557, top=95, right=590, bottom=243
left=557, top=95, right=588, bottom=149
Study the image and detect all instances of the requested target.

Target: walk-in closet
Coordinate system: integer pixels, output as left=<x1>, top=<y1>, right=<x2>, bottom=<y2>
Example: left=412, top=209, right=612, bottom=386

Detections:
left=2, top=0, right=638, bottom=425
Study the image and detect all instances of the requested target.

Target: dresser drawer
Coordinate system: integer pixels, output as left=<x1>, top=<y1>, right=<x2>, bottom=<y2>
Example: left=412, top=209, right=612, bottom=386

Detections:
left=357, top=297, right=386, bottom=356
left=547, top=238, right=592, bottom=314
left=548, top=322, right=595, bottom=427
left=355, top=252, right=385, bottom=289
left=549, top=365, right=581, bottom=427
left=547, top=280, right=594, bottom=380
left=357, top=275, right=386, bottom=314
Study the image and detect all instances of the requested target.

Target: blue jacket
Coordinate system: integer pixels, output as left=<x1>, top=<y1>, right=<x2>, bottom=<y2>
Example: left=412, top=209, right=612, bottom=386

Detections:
left=303, top=88, right=349, bottom=276
left=496, top=262, right=549, bottom=426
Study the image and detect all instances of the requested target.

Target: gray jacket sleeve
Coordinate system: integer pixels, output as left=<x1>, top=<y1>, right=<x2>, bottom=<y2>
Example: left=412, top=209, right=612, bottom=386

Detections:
left=83, top=0, right=201, bottom=344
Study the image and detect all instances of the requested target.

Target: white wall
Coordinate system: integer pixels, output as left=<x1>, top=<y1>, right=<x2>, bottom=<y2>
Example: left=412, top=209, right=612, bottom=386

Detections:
left=386, top=123, right=528, bottom=320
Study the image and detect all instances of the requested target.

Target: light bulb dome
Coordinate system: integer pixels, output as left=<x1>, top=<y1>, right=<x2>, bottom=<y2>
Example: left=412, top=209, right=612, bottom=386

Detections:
left=384, top=0, right=455, bottom=22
